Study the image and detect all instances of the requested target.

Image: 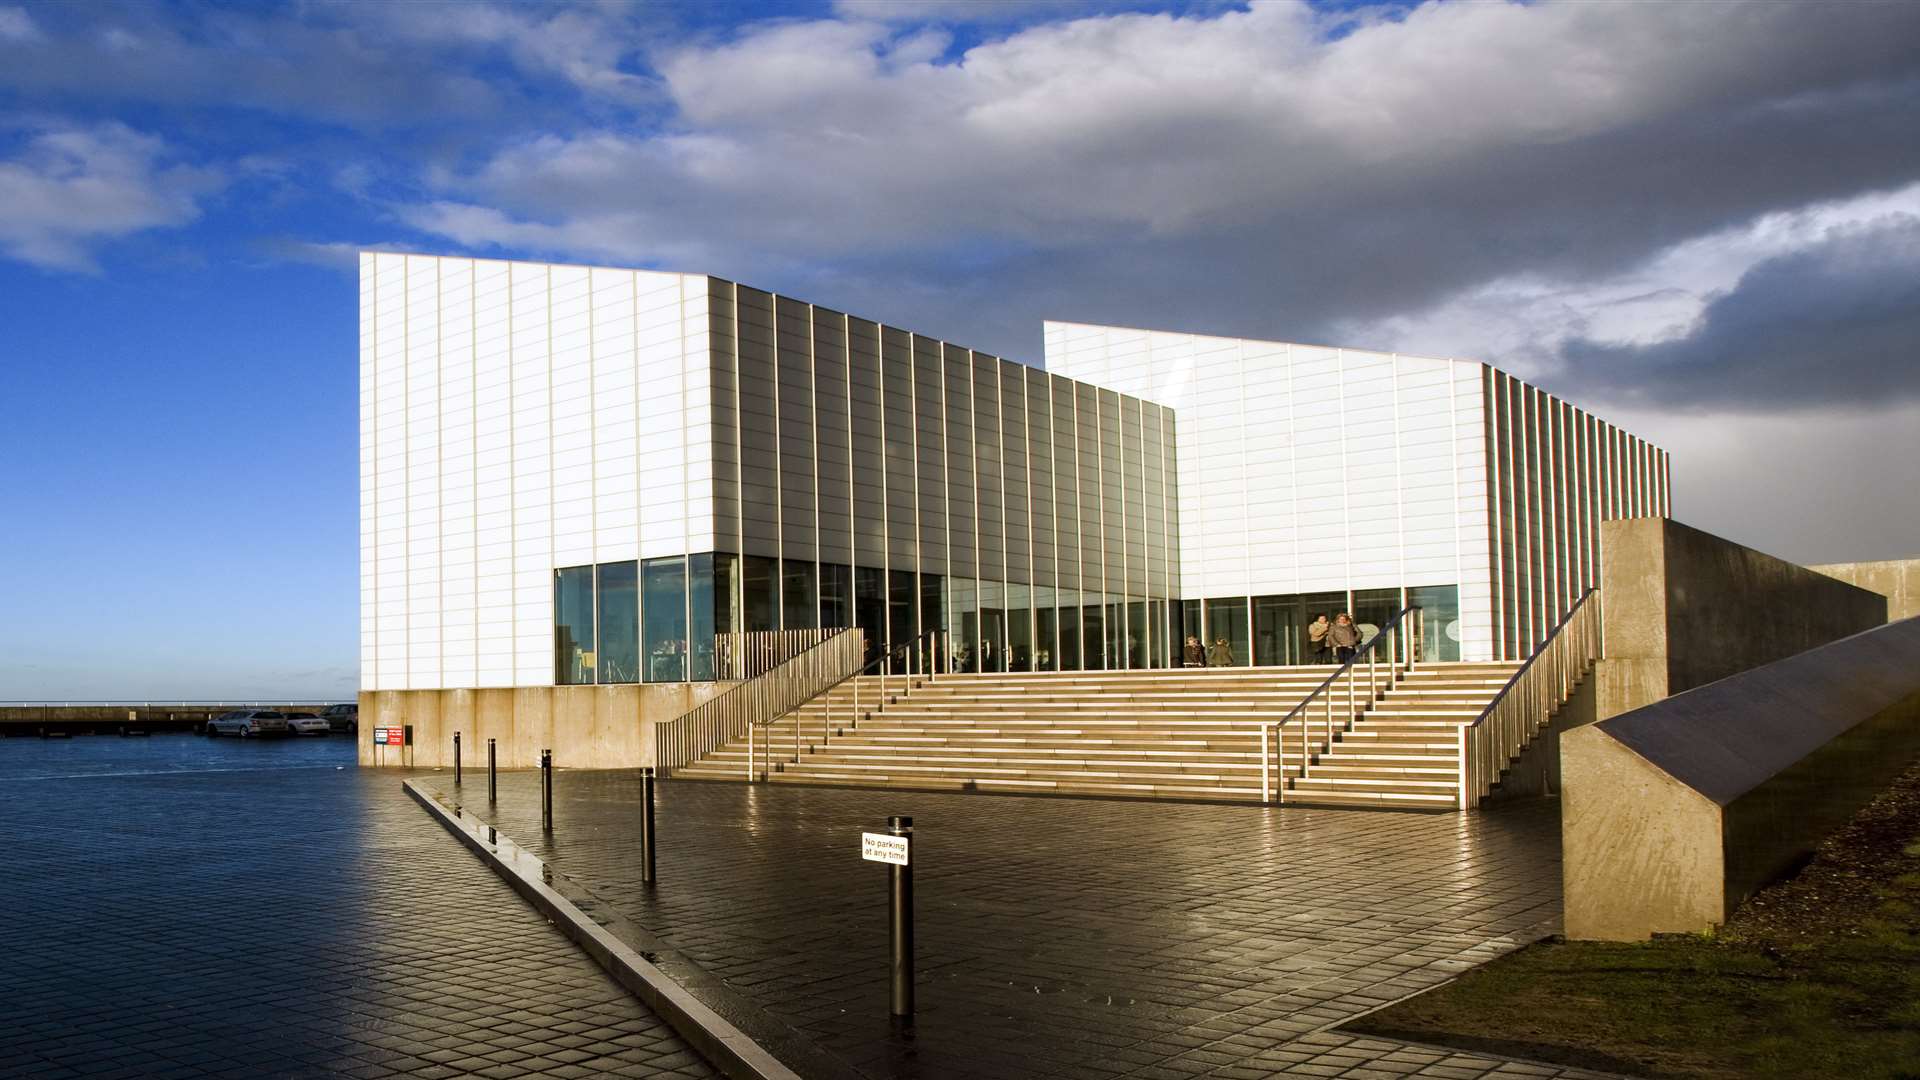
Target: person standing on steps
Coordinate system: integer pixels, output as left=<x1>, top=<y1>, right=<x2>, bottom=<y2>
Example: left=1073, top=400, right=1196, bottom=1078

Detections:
left=1206, top=636, right=1234, bottom=667
left=1328, top=612, right=1360, bottom=664
left=1307, top=613, right=1331, bottom=664
left=1182, top=635, right=1206, bottom=667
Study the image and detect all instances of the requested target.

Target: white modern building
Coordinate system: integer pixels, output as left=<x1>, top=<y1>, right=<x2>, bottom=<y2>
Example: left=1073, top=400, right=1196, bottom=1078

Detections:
left=359, top=252, right=1667, bottom=698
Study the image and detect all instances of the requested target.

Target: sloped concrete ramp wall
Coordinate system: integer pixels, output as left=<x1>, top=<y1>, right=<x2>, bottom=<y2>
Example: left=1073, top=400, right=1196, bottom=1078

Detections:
left=1597, top=518, right=1888, bottom=721
left=1563, top=616, right=1920, bottom=941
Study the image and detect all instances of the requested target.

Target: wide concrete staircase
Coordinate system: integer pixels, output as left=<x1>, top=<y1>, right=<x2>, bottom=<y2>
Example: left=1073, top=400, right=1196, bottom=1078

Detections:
left=671, top=662, right=1523, bottom=810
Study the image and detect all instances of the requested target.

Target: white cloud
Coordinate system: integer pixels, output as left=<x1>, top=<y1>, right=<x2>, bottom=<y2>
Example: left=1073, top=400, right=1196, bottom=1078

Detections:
left=0, top=5, right=38, bottom=42
left=0, top=123, right=220, bottom=271
left=1342, top=182, right=1920, bottom=377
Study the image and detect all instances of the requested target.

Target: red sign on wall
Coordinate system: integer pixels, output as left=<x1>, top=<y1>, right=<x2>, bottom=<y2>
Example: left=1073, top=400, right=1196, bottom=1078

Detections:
left=385, top=726, right=405, bottom=746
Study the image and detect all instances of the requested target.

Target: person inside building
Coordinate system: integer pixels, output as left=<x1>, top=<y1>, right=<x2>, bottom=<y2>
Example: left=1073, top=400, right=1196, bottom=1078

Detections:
left=1183, top=635, right=1206, bottom=667
left=1206, top=636, right=1234, bottom=667
left=1307, top=613, right=1331, bottom=664
left=1328, top=612, right=1360, bottom=664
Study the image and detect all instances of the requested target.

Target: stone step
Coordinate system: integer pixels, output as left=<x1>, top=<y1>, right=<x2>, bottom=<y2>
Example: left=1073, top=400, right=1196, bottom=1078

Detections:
left=698, top=751, right=1295, bottom=776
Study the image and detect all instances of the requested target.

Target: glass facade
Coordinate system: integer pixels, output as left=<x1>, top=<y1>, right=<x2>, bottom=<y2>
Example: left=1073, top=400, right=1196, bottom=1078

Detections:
left=548, top=291, right=1515, bottom=683
left=683, top=280, right=1180, bottom=679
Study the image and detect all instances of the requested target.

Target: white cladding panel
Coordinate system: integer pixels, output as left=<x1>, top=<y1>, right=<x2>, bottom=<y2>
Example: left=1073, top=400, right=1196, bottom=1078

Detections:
left=359, top=254, right=711, bottom=691
left=1045, top=322, right=1496, bottom=659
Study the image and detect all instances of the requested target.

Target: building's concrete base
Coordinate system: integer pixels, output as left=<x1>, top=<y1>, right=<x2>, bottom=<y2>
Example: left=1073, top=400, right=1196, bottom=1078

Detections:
left=357, top=683, right=733, bottom=769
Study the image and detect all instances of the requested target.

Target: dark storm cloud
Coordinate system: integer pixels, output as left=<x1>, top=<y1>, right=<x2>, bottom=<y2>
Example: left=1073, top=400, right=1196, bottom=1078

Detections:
left=1555, top=219, right=1920, bottom=413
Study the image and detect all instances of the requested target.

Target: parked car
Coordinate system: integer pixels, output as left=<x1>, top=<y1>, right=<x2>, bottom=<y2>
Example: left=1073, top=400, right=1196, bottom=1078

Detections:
left=205, top=710, right=291, bottom=738
left=284, top=711, right=330, bottom=736
left=321, top=703, right=358, bottom=733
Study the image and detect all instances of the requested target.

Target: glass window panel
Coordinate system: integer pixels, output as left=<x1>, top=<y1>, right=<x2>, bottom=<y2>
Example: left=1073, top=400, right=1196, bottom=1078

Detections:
left=1008, top=582, right=1032, bottom=672
left=1081, top=601, right=1104, bottom=670
left=979, top=579, right=1006, bottom=673
left=1204, top=598, right=1249, bottom=667
left=689, top=552, right=726, bottom=681
left=1181, top=599, right=1203, bottom=666
left=948, top=576, right=976, bottom=671
left=743, top=554, right=778, bottom=632
left=821, top=562, right=852, bottom=630
left=644, top=556, right=688, bottom=682
left=596, top=561, right=639, bottom=684
left=554, top=565, right=595, bottom=685
left=889, top=569, right=916, bottom=669
left=856, top=564, right=887, bottom=662
left=1253, top=594, right=1305, bottom=667
left=920, top=573, right=943, bottom=651
left=783, top=559, right=818, bottom=629
left=1106, top=599, right=1124, bottom=670
left=1352, top=587, right=1402, bottom=649
left=1410, top=584, right=1462, bottom=662
left=1034, top=585, right=1057, bottom=671
left=1127, top=601, right=1147, bottom=669
left=1057, top=598, right=1081, bottom=671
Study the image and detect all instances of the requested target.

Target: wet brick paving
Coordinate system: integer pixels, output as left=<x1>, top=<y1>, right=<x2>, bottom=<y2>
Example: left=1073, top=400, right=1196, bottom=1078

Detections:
left=0, top=744, right=715, bottom=1080
left=414, top=770, right=1630, bottom=1080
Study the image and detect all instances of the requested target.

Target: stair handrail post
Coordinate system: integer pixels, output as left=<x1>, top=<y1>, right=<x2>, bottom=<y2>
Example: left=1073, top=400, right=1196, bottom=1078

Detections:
left=1260, top=724, right=1271, bottom=803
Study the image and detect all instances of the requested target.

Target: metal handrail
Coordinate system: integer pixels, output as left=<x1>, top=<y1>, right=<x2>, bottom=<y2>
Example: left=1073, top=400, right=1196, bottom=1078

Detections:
left=1456, top=588, right=1602, bottom=810
left=714, top=628, right=842, bottom=680
left=748, top=628, right=948, bottom=781
left=654, top=627, right=865, bottom=774
left=1261, top=605, right=1424, bottom=803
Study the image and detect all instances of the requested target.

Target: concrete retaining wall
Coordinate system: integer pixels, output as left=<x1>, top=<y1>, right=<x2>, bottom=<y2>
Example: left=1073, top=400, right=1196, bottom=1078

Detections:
left=1596, top=518, right=1887, bottom=720
left=1811, top=557, right=1920, bottom=622
left=357, top=683, right=733, bottom=769
left=1562, top=616, right=1920, bottom=941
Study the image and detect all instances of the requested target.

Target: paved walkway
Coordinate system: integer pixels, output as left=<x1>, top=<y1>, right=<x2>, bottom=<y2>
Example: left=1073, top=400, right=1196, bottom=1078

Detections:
left=413, top=770, right=1629, bottom=1080
left=0, top=751, right=714, bottom=1080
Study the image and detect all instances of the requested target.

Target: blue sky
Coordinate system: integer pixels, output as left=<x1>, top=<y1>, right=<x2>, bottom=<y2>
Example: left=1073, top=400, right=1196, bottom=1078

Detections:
left=3, top=0, right=1918, bottom=699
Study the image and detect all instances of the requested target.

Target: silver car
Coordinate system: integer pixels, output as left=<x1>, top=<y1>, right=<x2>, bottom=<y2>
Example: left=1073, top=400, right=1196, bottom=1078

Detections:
left=283, top=712, right=330, bottom=736
left=205, top=710, right=291, bottom=737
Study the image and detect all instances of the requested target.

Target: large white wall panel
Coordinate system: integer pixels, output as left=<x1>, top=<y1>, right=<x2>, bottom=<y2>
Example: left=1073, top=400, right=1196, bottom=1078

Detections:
left=437, top=260, right=478, bottom=690
left=1046, top=323, right=1500, bottom=658
left=358, top=256, right=377, bottom=689
left=472, top=261, right=514, bottom=686
left=359, top=255, right=709, bottom=691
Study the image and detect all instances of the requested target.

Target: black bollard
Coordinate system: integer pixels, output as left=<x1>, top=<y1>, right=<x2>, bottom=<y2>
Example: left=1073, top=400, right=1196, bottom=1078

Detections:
left=640, top=767, right=657, bottom=885
left=454, top=732, right=462, bottom=786
left=487, top=738, right=497, bottom=804
left=541, top=749, right=553, bottom=833
left=889, top=815, right=914, bottom=1021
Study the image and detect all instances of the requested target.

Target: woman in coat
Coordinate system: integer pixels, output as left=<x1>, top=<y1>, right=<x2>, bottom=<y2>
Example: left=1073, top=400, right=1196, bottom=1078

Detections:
left=1206, top=637, right=1235, bottom=667
left=1182, top=635, right=1206, bottom=667
left=1306, top=614, right=1331, bottom=664
left=1327, top=613, right=1361, bottom=664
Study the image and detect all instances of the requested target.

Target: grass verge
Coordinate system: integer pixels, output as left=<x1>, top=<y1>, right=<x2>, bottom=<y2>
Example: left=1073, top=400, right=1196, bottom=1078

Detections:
left=1346, top=762, right=1920, bottom=1079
